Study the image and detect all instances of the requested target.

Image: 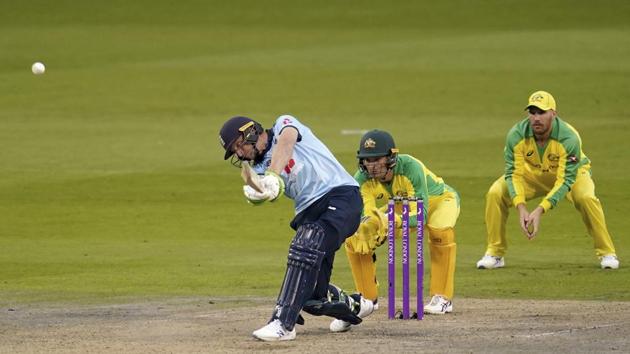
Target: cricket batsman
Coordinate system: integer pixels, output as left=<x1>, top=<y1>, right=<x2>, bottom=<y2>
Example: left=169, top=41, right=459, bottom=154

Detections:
left=476, top=91, right=620, bottom=270
left=330, top=129, right=460, bottom=332
left=219, top=115, right=374, bottom=341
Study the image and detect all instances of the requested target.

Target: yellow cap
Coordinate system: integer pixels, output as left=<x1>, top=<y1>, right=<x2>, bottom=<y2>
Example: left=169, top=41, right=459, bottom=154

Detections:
left=526, top=91, right=556, bottom=111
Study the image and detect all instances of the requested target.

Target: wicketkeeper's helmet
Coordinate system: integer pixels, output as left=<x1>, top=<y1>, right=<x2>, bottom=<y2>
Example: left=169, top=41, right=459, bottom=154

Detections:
left=357, top=129, right=399, bottom=172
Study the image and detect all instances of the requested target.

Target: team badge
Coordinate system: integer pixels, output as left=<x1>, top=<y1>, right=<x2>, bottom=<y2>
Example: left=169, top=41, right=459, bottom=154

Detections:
left=364, top=138, right=376, bottom=149
left=531, top=93, right=545, bottom=103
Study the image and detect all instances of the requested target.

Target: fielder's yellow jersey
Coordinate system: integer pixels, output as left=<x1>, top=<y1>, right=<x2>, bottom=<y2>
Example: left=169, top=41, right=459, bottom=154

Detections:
left=505, top=117, right=590, bottom=211
left=354, top=154, right=456, bottom=228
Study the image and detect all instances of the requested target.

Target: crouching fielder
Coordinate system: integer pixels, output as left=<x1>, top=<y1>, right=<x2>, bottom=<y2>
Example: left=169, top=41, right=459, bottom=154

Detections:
left=331, top=130, right=460, bottom=332
left=219, top=115, right=374, bottom=342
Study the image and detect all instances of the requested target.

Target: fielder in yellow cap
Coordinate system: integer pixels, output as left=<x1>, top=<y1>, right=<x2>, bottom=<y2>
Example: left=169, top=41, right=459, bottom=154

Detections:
left=527, top=90, right=556, bottom=111
left=476, top=91, right=620, bottom=270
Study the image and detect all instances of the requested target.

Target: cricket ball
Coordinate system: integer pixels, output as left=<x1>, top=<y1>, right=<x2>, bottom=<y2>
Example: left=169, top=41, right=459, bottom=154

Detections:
left=32, top=62, right=46, bottom=75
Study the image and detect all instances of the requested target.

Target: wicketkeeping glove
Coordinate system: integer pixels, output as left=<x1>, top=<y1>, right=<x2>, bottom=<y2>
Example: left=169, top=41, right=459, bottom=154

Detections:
left=380, top=205, right=402, bottom=229
left=260, top=170, right=285, bottom=202
left=370, top=209, right=388, bottom=247
left=348, top=211, right=386, bottom=255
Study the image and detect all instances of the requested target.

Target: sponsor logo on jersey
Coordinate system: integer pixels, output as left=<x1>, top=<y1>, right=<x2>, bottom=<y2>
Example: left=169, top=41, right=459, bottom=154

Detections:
left=527, top=150, right=534, bottom=156
left=284, top=159, right=296, bottom=174
left=282, top=118, right=292, bottom=125
left=568, top=155, right=578, bottom=163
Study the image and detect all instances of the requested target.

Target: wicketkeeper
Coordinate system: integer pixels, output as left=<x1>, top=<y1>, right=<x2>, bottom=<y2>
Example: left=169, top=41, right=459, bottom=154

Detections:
left=330, top=129, right=460, bottom=332
left=219, top=115, right=374, bottom=342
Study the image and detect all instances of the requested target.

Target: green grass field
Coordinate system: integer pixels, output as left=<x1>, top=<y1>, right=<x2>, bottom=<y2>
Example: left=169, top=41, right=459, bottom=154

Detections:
left=1, top=0, right=629, bottom=306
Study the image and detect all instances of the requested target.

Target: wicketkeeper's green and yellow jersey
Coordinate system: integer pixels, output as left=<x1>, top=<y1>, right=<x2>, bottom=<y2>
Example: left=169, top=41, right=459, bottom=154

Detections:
left=505, top=117, right=590, bottom=212
left=354, top=154, right=457, bottom=228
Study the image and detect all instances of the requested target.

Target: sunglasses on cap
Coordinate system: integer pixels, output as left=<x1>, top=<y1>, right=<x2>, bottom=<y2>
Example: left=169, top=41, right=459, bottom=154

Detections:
left=527, top=107, right=547, bottom=115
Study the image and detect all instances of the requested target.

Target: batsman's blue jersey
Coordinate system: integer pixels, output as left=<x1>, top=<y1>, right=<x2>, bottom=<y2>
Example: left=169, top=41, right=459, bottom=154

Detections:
left=253, top=115, right=358, bottom=214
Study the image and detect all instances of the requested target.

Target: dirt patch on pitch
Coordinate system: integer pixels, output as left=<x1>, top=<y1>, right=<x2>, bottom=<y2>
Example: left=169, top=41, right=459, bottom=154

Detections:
left=1, top=297, right=629, bottom=353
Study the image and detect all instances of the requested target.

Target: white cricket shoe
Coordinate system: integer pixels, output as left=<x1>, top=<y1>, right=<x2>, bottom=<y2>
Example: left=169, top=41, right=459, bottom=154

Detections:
left=600, top=255, right=620, bottom=269
left=329, top=297, right=375, bottom=333
left=424, top=295, right=453, bottom=315
left=476, top=254, right=505, bottom=269
left=252, top=319, right=296, bottom=342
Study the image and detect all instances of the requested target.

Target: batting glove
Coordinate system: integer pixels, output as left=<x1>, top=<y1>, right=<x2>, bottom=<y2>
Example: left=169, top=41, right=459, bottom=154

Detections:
left=260, top=170, right=285, bottom=202
left=243, top=185, right=270, bottom=205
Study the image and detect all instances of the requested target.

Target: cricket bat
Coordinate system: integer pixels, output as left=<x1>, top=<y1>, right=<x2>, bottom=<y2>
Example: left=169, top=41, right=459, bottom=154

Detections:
left=241, top=161, right=264, bottom=193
